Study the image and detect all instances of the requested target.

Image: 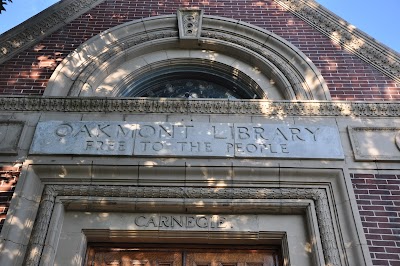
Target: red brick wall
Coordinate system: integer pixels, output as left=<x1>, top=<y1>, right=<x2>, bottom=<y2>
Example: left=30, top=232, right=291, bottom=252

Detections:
left=352, top=173, right=400, bottom=265
left=0, top=166, right=20, bottom=233
left=0, top=1, right=399, bottom=264
left=1, top=168, right=398, bottom=265
left=0, top=0, right=399, bottom=99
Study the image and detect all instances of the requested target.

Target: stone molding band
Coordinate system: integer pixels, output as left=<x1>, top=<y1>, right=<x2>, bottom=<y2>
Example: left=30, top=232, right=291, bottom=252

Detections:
left=1, top=96, right=400, bottom=117
left=24, top=185, right=340, bottom=266
left=0, top=0, right=399, bottom=83
left=201, top=30, right=308, bottom=100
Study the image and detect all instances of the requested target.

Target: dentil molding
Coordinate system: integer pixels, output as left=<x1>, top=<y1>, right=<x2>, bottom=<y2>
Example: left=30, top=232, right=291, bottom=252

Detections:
left=1, top=97, right=400, bottom=117
left=0, top=0, right=399, bottom=84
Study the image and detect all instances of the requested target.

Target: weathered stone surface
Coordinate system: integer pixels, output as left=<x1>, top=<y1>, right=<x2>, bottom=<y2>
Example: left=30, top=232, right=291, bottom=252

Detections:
left=30, top=121, right=344, bottom=159
left=134, top=122, right=234, bottom=157
left=233, top=123, right=343, bottom=159
left=30, top=121, right=137, bottom=155
left=348, top=127, right=400, bottom=161
left=0, top=122, right=24, bottom=154
left=131, top=214, right=241, bottom=231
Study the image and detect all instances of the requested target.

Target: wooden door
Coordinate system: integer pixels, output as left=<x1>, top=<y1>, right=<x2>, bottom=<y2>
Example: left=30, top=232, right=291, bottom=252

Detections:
left=89, top=250, right=182, bottom=266
left=185, top=250, right=278, bottom=266
left=88, top=247, right=280, bottom=266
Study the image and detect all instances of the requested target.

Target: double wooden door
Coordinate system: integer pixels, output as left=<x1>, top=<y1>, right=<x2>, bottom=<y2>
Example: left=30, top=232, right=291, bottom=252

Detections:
left=87, top=247, right=281, bottom=266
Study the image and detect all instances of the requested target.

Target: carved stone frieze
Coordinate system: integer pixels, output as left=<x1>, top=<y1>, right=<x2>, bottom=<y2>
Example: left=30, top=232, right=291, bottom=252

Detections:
left=0, top=0, right=106, bottom=64
left=274, top=0, right=400, bottom=83
left=24, top=185, right=341, bottom=266
left=1, top=96, right=400, bottom=117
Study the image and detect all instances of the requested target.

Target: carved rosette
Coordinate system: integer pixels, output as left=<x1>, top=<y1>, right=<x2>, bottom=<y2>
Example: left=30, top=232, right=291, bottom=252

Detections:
left=24, top=185, right=341, bottom=266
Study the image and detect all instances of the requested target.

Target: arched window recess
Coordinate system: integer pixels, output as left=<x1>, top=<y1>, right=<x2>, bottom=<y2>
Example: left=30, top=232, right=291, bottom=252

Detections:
left=45, top=9, right=330, bottom=101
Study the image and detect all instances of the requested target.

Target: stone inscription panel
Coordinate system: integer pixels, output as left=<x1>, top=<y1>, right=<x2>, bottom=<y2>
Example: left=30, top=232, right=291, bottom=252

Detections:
left=132, top=214, right=241, bottom=231
left=134, top=122, right=233, bottom=157
left=232, top=123, right=343, bottom=158
left=30, top=121, right=344, bottom=159
left=30, top=121, right=138, bottom=155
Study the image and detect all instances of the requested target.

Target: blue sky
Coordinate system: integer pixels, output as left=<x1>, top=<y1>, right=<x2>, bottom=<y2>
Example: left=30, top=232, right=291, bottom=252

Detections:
left=0, top=0, right=399, bottom=53
left=0, top=0, right=59, bottom=33
left=316, top=0, right=399, bottom=53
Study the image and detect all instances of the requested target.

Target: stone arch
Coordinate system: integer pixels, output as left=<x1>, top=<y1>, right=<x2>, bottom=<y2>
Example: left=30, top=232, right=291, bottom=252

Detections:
left=45, top=12, right=331, bottom=100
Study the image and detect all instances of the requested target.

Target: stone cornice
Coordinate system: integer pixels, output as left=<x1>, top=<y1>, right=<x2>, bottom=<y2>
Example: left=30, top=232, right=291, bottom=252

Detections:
left=274, top=0, right=400, bottom=83
left=0, top=0, right=106, bottom=64
left=1, top=96, right=400, bottom=117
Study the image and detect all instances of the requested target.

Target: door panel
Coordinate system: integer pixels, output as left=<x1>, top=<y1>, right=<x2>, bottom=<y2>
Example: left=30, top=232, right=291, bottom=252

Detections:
left=89, top=248, right=279, bottom=266
left=91, top=251, right=182, bottom=266
left=186, top=251, right=277, bottom=266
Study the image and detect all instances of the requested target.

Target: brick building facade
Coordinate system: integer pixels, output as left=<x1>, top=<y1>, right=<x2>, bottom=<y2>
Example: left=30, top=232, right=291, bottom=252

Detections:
left=0, top=0, right=399, bottom=265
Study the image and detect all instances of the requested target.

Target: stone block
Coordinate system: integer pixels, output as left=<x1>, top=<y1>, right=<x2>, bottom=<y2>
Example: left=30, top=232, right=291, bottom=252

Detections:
left=0, top=122, right=24, bottom=154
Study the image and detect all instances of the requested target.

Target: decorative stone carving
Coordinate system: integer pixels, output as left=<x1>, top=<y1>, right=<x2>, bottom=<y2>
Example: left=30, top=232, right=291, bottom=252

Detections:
left=1, top=96, right=400, bottom=117
left=0, top=0, right=105, bottom=64
left=202, top=31, right=306, bottom=99
left=24, top=185, right=341, bottom=266
left=43, top=14, right=330, bottom=100
left=274, top=0, right=400, bottom=83
left=29, top=121, right=344, bottom=159
left=24, top=186, right=58, bottom=266
left=68, top=30, right=179, bottom=97
left=177, top=9, right=204, bottom=40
